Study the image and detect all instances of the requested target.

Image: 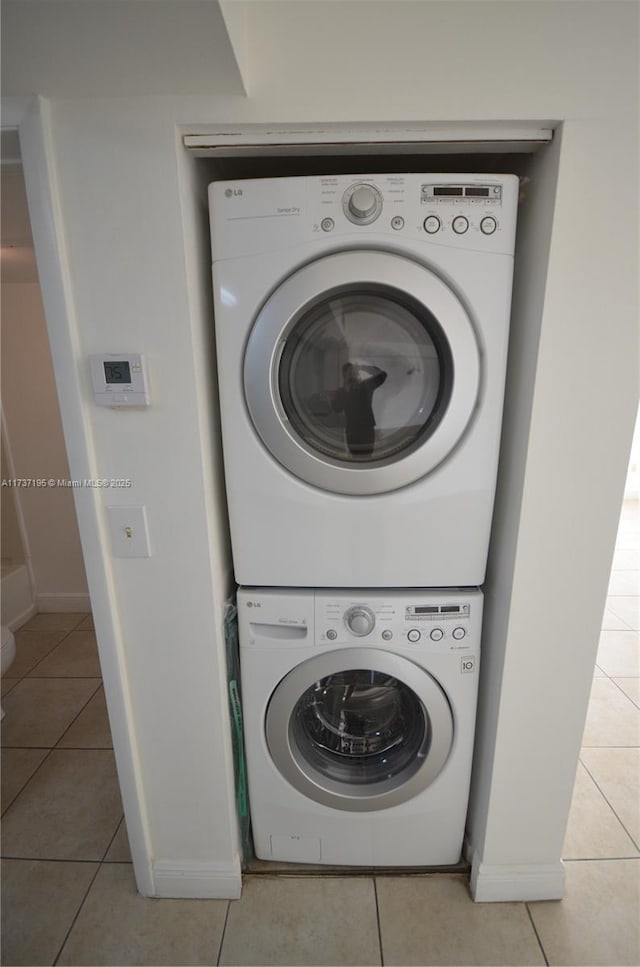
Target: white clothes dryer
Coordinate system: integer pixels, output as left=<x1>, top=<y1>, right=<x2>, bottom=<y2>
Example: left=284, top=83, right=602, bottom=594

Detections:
left=209, top=174, right=519, bottom=587
left=238, top=586, right=482, bottom=866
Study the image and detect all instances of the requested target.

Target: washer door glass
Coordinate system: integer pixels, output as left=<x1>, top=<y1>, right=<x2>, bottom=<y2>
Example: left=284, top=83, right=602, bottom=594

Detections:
left=244, top=250, right=480, bottom=496
left=278, top=290, right=447, bottom=463
left=293, top=669, right=428, bottom=784
left=265, top=647, right=454, bottom=811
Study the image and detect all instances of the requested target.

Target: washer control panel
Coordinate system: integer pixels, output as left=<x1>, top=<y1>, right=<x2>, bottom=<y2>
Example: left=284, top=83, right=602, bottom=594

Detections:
left=315, top=589, right=482, bottom=651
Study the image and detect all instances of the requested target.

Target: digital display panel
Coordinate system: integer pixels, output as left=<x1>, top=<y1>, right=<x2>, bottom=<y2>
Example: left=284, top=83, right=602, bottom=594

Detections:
left=441, top=605, right=461, bottom=613
left=104, top=361, right=132, bottom=384
left=465, top=187, right=490, bottom=197
left=415, top=606, right=439, bottom=614
left=433, top=186, right=464, bottom=197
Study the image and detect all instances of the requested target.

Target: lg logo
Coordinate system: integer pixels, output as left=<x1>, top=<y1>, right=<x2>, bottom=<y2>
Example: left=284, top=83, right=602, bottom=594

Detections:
left=246, top=601, right=262, bottom=608
left=224, top=188, right=243, bottom=198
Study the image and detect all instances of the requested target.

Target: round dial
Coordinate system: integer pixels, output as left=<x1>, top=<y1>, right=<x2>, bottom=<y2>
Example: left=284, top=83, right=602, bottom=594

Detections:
left=344, top=606, right=376, bottom=637
left=343, top=183, right=383, bottom=225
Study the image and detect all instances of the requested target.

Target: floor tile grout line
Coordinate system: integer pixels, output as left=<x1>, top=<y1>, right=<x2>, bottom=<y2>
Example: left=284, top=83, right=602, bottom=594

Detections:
left=100, top=813, right=127, bottom=863
left=525, top=901, right=550, bottom=967
left=609, top=676, right=640, bottom=711
left=1, top=676, right=106, bottom=818
left=576, top=759, right=640, bottom=854
left=51, top=679, right=104, bottom=751
left=215, top=896, right=232, bottom=967
left=16, top=625, right=80, bottom=679
left=1, top=744, right=58, bottom=818
left=373, top=876, right=385, bottom=967
left=52, top=860, right=103, bottom=967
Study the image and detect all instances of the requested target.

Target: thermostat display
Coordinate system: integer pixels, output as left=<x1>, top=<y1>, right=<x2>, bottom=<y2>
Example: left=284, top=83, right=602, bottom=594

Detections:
left=89, top=353, right=150, bottom=407
left=104, top=361, right=131, bottom=384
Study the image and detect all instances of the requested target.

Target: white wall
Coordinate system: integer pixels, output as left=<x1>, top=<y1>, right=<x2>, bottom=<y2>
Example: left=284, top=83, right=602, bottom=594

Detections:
left=8, top=0, right=638, bottom=898
left=1, top=281, right=89, bottom=609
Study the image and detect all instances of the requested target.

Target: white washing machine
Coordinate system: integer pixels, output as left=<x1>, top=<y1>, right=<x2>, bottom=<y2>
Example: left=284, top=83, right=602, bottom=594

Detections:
left=238, top=586, right=482, bottom=866
left=210, top=173, right=519, bottom=587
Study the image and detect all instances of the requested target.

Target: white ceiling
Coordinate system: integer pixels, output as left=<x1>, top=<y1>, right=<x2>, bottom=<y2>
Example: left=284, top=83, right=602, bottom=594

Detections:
left=1, top=0, right=247, bottom=98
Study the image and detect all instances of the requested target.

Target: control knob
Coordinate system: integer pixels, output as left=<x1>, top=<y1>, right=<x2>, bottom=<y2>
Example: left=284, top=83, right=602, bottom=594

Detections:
left=345, top=605, right=376, bottom=637
left=343, top=183, right=382, bottom=225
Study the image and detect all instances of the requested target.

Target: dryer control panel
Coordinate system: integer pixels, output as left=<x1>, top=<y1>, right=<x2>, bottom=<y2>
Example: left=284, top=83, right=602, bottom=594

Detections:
left=209, top=173, right=519, bottom=261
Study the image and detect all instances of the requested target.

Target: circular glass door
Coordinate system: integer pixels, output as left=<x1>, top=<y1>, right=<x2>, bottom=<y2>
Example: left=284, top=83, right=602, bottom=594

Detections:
left=265, top=648, right=454, bottom=812
left=244, top=250, right=480, bottom=495
left=278, top=289, right=448, bottom=463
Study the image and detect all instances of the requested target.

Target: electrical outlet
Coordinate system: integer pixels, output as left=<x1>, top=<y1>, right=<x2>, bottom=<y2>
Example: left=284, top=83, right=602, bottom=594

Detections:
left=106, top=505, right=151, bottom=558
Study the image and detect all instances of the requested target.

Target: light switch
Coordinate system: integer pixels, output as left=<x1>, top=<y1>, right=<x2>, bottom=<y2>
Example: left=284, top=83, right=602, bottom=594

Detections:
left=106, top=505, right=151, bottom=558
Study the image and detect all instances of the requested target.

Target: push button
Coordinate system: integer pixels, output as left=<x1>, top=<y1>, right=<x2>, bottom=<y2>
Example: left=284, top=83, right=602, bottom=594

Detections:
left=480, top=216, right=497, bottom=235
left=407, top=628, right=421, bottom=642
left=453, top=627, right=466, bottom=640
left=430, top=628, right=444, bottom=641
left=423, top=215, right=440, bottom=234
left=452, top=216, right=469, bottom=234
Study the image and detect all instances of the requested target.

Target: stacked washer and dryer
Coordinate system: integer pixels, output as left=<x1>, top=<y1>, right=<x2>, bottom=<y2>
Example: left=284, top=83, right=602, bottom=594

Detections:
left=209, top=173, right=518, bottom=866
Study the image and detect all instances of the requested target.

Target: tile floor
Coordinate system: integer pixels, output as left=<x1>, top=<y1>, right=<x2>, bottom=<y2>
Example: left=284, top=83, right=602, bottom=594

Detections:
left=2, top=503, right=639, bottom=966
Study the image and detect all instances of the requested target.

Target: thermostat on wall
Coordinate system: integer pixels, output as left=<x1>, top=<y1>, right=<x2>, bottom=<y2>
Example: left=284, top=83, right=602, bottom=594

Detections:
left=89, top=353, right=150, bottom=407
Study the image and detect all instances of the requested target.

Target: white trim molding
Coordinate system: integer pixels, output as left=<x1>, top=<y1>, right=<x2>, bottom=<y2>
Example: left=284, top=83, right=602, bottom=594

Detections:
left=470, top=854, right=565, bottom=902
left=152, top=858, right=242, bottom=899
left=35, top=593, right=91, bottom=613
left=183, top=121, right=554, bottom=157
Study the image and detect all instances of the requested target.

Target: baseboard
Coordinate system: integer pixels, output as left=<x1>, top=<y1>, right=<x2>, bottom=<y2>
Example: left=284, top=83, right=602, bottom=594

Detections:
left=35, top=592, right=91, bottom=613
left=151, top=858, right=242, bottom=899
left=470, top=854, right=565, bottom=902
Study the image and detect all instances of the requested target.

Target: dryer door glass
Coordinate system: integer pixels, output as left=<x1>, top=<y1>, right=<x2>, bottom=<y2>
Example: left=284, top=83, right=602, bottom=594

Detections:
left=278, top=288, right=451, bottom=463
left=292, top=669, right=428, bottom=785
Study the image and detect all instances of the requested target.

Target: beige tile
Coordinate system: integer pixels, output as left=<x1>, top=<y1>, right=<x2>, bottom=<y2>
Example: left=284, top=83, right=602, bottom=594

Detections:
left=563, top=762, right=638, bottom=859
left=57, top=686, right=112, bottom=748
left=30, top=629, right=101, bottom=678
left=581, top=677, right=640, bottom=747
left=58, top=863, right=227, bottom=966
left=1, top=748, right=49, bottom=813
left=601, top=607, right=630, bottom=631
left=22, top=612, right=86, bottom=632
left=615, top=533, right=640, bottom=550
left=581, top=748, right=640, bottom=846
left=614, top=677, right=640, bottom=709
left=619, top=500, right=640, bottom=522
left=7, top=629, right=68, bottom=678
left=592, top=664, right=606, bottom=678
left=606, top=596, right=640, bottom=631
left=376, top=874, right=544, bottom=966
left=220, top=875, right=381, bottom=966
left=78, top=613, right=94, bottom=630
left=1, top=858, right=98, bottom=967
left=596, top=629, right=640, bottom=677
left=529, top=859, right=640, bottom=965
left=1, top=749, right=123, bottom=860
left=104, top=817, right=132, bottom=862
left=612, top=547, right=640, bottom=570
left=1, top=677, right=101, bottom=747
left=1, top=677, right=19, bottom=697
left=608, top=571, right=640, bottom=596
